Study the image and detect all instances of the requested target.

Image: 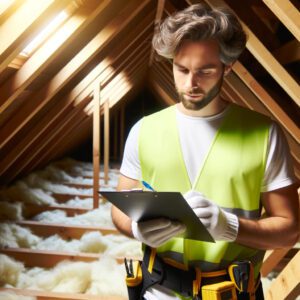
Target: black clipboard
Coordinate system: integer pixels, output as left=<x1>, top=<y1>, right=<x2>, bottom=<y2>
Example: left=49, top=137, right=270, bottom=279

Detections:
left=100, top=191, right=214, bottom=242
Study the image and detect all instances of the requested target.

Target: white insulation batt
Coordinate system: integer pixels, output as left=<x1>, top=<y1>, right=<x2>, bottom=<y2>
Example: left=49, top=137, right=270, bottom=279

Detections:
left=0, top=158, right=139, bottom=297
left=0, top=291, right=36, bottom=300
left=0, top=254, right=127, bottom=297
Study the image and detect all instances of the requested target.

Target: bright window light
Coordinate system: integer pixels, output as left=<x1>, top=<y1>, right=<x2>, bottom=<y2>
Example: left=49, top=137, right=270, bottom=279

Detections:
left=0, top=0, right=14, bottom=16
left=21, top=10, right=68, bottom=56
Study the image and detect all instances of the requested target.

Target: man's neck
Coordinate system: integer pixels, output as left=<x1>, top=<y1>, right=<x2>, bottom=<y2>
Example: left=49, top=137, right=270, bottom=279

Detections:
left=177, top=97, right=229, bottom=117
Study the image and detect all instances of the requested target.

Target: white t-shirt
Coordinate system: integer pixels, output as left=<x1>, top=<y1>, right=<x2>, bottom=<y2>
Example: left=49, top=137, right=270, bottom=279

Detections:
left=121, top=104, right=296, bottom=192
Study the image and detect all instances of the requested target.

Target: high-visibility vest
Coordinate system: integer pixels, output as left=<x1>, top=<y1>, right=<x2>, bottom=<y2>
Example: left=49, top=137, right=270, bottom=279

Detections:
left=139, top=104, right=271, bottom=278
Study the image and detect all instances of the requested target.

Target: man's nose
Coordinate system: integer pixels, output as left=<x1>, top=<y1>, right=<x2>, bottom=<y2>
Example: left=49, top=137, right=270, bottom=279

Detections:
left=185, top=73, right=198, bottom=89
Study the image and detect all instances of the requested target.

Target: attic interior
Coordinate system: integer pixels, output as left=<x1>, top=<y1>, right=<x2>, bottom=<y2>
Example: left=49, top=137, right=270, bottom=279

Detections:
left=0, top=0, right=299, bottom=299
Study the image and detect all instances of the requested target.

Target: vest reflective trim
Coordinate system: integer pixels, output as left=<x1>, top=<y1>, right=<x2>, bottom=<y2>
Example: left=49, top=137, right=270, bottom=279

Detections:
left=223, top=208, right=261, bottom=219
left=139, top=104, right=270, bottom=277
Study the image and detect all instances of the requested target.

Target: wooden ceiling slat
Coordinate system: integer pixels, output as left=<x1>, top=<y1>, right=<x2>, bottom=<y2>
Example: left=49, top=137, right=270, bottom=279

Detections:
left=0, top=0, right=152, bottom=151
left=0, top=0, right=69, bottom=73
left=0, top=0, right=112, bottom=114
left=262, top=0, right=300, bottom=42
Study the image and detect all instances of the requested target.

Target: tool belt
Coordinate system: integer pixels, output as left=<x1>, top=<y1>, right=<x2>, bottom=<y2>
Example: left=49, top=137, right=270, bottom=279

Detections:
left=125, top=246, right=260, bottom=300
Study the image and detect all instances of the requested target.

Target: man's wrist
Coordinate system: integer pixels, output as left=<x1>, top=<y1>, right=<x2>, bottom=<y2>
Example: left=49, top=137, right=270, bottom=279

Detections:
left=220, top=211, right=239, bottom=242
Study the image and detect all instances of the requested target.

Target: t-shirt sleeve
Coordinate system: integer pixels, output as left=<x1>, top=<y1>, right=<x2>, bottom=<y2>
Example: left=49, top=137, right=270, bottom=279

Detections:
left=261, top=122, right=297, bottom=192
left=119, top=119, right=142, bottom=180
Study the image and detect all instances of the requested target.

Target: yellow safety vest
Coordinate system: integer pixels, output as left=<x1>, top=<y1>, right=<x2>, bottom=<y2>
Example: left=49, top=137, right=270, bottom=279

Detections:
left=139, top=104, right=270, bottom=278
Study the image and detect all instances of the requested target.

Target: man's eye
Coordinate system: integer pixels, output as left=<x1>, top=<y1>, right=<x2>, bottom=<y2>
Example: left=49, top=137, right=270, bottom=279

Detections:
left=178, top=68, right=188, bottom=74
left=198, top=69, right=215, bottom=76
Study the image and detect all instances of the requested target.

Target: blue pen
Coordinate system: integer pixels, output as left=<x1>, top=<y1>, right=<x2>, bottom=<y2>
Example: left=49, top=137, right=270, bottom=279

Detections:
left=142, top=180, right=155, bottom=191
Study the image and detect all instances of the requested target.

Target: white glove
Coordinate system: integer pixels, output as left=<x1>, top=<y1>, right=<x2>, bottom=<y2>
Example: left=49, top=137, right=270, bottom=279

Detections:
left=184, top=190, right=239, bottom=241
left=131, top=218, right=186, bottom=248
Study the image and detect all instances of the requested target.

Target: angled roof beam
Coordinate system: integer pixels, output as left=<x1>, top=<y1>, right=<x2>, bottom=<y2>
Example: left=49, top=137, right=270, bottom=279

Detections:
left=0, top=0, right=69, bottom=73
left=0, top=0, right=112, bottom=114
left=262, top=0, right=300, bottom=41
left=0, top=0, right=152, bottom=150
left=149, top=0, right=165, bottom=66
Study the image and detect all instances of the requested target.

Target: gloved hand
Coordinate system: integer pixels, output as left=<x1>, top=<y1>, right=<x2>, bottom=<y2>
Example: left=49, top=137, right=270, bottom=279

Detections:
left=184, top=190, right=239, bottom=241
left=131, top=218, right=186, bottom=248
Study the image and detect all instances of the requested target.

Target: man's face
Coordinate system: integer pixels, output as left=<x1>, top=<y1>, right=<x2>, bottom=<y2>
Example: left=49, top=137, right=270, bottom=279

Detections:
left=173, top=40, right=228, bottom=110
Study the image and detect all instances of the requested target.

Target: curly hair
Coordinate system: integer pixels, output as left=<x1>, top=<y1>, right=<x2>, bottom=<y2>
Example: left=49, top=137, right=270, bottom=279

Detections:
left=152, top=3, right=247, bottom=65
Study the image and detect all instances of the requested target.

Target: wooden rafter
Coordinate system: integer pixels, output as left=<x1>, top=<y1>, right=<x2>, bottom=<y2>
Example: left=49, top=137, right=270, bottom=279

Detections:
left=262, top=0, right=300, bottom=42
left=272, top=39, right=300, bottom=66
left=149, top=0, right=165, bottom=66
left=0, top=0, right=69, bottom=73
left=104, top=100, right=110, bottom=184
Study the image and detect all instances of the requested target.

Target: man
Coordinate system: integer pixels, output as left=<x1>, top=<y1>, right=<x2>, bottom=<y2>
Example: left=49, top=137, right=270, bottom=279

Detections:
left=111, top=3, right=299, bottom=300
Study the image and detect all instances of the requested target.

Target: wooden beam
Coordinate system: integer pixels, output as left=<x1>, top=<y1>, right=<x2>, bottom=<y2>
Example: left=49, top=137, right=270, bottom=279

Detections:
left=149, top=0, right=165, bottom=66
left=0, top=0, right=69, bottom=73
left=2, top=288, right=125, bottom=300
left=261, top=248, right=291, bottom=277
left=93, top=80, right=101, bottom=209
left=52, top=193, right=93, bottom=203
left=0, top=0, right=111, bottom=114
left=266, top=251, right=300, bottom=300
left=262, top=0, right=300, bottom=41
left=272, top=39, right=300, bottom=65
left=0, top=288, right=126, bottom=300
left=22, top=203, right=91, bottom=218
left=104, top=100, right=110, bottom=184
left=16, top=220, right=118, bottom=239
left=0, top=0, right=152, bottom=150
left=0, top=248, right=124, bottom=268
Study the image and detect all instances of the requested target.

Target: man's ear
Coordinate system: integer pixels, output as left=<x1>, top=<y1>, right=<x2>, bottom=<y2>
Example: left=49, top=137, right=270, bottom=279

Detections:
left=224, top=64, right=233, bottom=76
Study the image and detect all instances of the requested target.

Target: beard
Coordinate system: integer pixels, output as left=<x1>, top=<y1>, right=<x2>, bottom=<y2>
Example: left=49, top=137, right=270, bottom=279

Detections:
left=177, top=72, right=224, bottom=111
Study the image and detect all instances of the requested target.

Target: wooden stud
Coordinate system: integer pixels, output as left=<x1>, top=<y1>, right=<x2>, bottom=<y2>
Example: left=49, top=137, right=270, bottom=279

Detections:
left=93, top=80, right=101, bottom=209
left=104, top=100, right=110, bottom=184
